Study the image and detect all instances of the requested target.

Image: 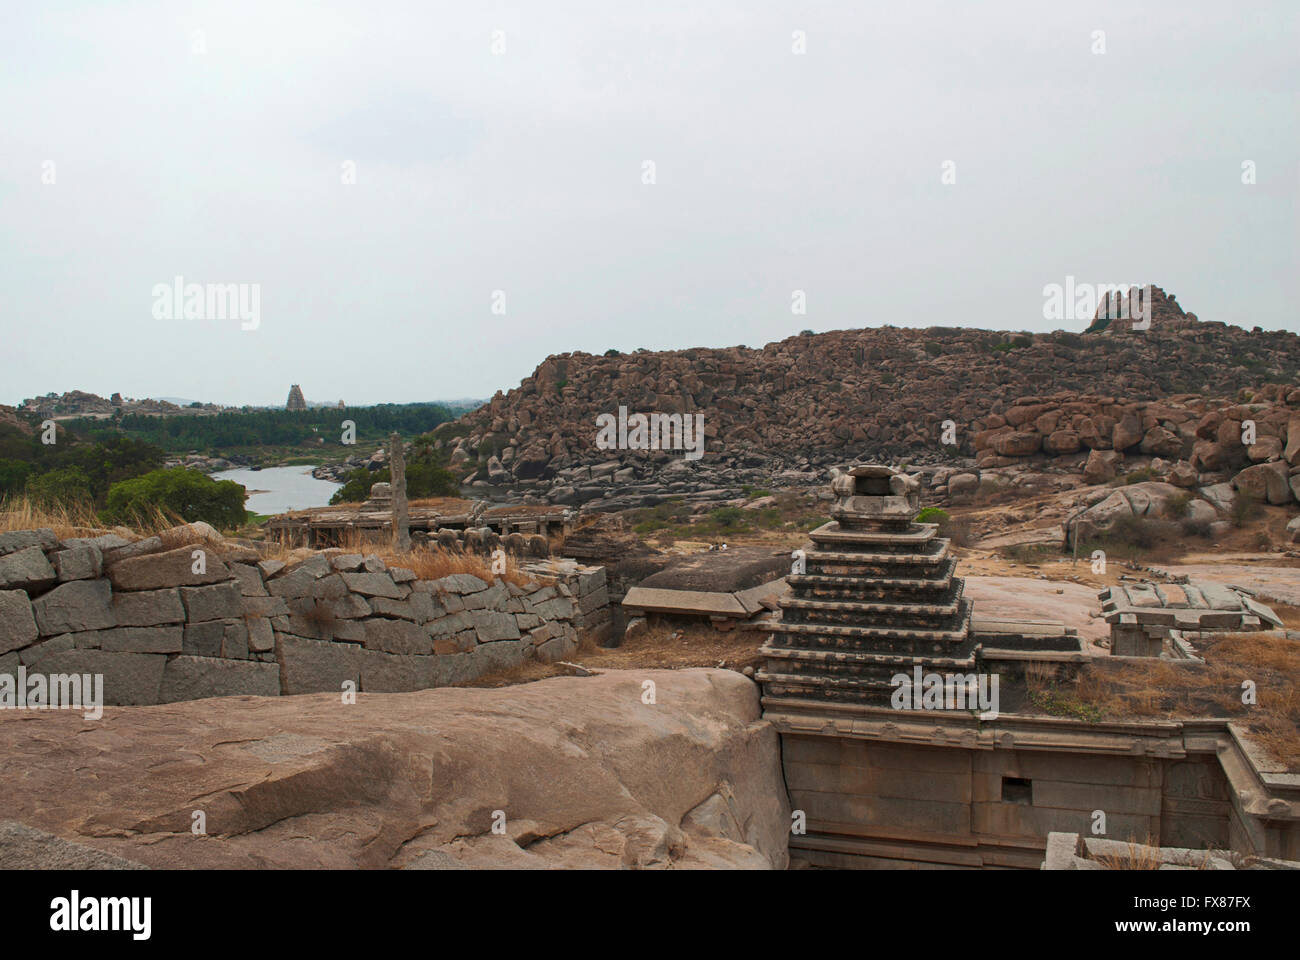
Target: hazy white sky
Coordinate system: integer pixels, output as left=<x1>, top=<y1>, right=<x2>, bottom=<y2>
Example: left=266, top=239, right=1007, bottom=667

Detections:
left=2, top=1, right=1296, bottom=407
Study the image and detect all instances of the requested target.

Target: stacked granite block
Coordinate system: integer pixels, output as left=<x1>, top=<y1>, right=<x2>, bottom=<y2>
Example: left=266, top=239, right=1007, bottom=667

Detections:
left=0, top=527, right=608, bottom=705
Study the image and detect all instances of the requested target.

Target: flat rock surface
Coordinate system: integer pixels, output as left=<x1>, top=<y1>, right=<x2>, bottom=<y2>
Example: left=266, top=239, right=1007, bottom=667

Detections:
left=1149, top=562, right=1300, bottom=607
left=0, top=668, right=788, bottom=870
left=964, top=576, right=1109, bottom=644
left=637, top=547, right=791, bottom=592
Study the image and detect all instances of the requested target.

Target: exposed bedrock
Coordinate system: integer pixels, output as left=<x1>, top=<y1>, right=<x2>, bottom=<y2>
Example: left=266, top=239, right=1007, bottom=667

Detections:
left=0, top=667, right=790, bottom=870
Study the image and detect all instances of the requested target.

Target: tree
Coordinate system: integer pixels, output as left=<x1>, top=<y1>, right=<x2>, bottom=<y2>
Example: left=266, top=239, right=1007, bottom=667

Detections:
left=330, top=442, right=459, bottom=505
left=104, top=468, right=247, bottom=530
left=25, top=467, right=94, bottom=508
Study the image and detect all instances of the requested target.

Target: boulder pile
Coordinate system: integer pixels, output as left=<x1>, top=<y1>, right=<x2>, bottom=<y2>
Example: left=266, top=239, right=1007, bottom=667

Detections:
left=425, top=287, right=1300, bottom=508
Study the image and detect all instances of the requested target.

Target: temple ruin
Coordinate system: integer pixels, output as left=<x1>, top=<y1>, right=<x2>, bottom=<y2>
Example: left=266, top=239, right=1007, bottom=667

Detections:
left=756, top=465, right=1299, bottom=868
left=757, top=465, right=976, bottom=706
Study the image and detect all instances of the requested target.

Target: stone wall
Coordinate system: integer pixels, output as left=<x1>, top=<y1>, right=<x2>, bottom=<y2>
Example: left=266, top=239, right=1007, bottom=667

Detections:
left=0, top=528, right=608, bottom=705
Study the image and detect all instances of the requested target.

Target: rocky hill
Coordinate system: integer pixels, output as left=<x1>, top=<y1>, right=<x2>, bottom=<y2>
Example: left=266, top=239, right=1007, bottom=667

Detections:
left=18, top=390, right=229, bottom=420
left=437, top=288, right=1299, bottom=505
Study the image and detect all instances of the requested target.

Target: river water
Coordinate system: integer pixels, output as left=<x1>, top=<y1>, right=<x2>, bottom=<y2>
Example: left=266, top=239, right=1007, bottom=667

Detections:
left=209, top=465, right=342, bottom=515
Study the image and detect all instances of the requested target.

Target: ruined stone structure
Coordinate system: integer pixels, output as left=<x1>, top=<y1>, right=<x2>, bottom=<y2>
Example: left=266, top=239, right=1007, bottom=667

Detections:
left=0, top=526, right=609, bottom=705
left=1100, top=581, right=1282, bottom=657
left=756, top=465, right=1300, bottom=867
left=286, top=384, right=306, bottom=411
left=389, top=432, right=411, bottom=553
left=757, top=465, right=974, bottom=706
left=266, top=498, right=572, bottom=552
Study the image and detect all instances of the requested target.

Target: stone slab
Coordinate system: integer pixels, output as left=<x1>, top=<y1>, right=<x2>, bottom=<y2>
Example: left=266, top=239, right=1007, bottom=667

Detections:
left=160, top=656, right=280, bottom=702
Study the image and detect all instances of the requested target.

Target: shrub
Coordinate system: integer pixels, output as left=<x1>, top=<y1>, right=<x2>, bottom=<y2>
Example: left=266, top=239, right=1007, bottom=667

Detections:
left=331, top=455, right=459, bottom=505
left=1180, top=517, right=1212, bottom=539
left=604, top=349, right=621, bottom=357
left=1230, top=496, right=1262, bottom=528
left=1122, top=467, right=1158, bottom=485
left=924, top=341, right=943, bottom=357
left=0, top=459, right=33, bottom=496
left=25, top=467, right=94, bottom=509
left=1103, top=515, right=1157, bottom=551
left=104, top=467, right=246, bottom=530
left=709, top=506, right=746, bottom=528
left=1164, top=493, right=1191, bottom=519
left=915, top=507, right=950, bottom=524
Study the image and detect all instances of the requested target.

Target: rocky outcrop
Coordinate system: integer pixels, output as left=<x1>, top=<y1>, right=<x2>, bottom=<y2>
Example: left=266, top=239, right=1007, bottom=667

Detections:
left=970, top=385, right=1300, bottom=510
left=430, top=287, right=1300, bottom=506
left=0, top=668, right=790, bottom=869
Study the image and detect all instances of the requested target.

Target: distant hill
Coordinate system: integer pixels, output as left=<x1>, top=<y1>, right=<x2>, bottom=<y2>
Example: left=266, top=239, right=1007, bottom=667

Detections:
left=438, top=286, right=1300, bottom=484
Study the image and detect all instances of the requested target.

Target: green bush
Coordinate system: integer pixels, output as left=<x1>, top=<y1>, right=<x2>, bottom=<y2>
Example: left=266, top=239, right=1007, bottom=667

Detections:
left=709, top=507, right=746, bottom=528
left=25, top=467, right=94, bottom=508
left=104, top=467, right=246, bottom=529
left=915, top=507, right=950, bottom=524
left=330, top=457, right=459, bottom=505
left=924, top=341, right=943, bottom=357
left=0, top=459, right=33, bottom=496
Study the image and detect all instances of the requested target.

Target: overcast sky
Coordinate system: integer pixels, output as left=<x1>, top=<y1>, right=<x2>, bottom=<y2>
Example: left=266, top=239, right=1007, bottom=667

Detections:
left=2, top=1, right=1296, bottom=408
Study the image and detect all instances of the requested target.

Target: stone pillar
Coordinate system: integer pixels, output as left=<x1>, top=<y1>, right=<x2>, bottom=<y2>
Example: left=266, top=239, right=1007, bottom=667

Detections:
left=389, top=432, right=411, bottom=553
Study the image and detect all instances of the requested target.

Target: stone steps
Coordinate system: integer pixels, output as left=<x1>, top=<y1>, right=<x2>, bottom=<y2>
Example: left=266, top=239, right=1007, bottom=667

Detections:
left=787, top=562, right=956, bottom=595
left=804, top=541, right=951, bottom=565
left=807, top=522, right=938, bottom=546
left=779, top=583, right=963, bottom=619
left=759, top=602, right=973, bottom=646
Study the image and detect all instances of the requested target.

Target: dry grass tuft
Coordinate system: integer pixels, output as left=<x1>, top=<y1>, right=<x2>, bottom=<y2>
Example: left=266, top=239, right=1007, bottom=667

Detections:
left=1074, top=629, right=1300, bottom=770
left=1091, top=838, right=1167, bottom=871
left=0, top=494, right=190, bottom=541
left=0, top=495, right=109, bottom=540
left=375, top=545, right=532, bottom=588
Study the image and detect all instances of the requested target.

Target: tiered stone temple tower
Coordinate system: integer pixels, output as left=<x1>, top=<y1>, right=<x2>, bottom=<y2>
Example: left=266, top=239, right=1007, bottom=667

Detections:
left=757, top=464, right=975, bottom=706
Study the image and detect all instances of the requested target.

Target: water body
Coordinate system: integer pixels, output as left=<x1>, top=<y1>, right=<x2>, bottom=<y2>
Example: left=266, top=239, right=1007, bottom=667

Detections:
left=209, top=465, right=341, bottom=515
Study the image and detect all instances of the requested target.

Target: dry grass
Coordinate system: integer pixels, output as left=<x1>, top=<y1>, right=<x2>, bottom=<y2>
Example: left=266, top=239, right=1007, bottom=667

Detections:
left=1070, top=629, right=1300, bottom=770
left=0, top=495, right=106, bottom=540
left=374, top=545, right=532, bottom=589
left=1091, top=838, right=1169, bottom=871
left=0, top=494, right=187, bottom=541
left=262, top=525, right=536, bottom=588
